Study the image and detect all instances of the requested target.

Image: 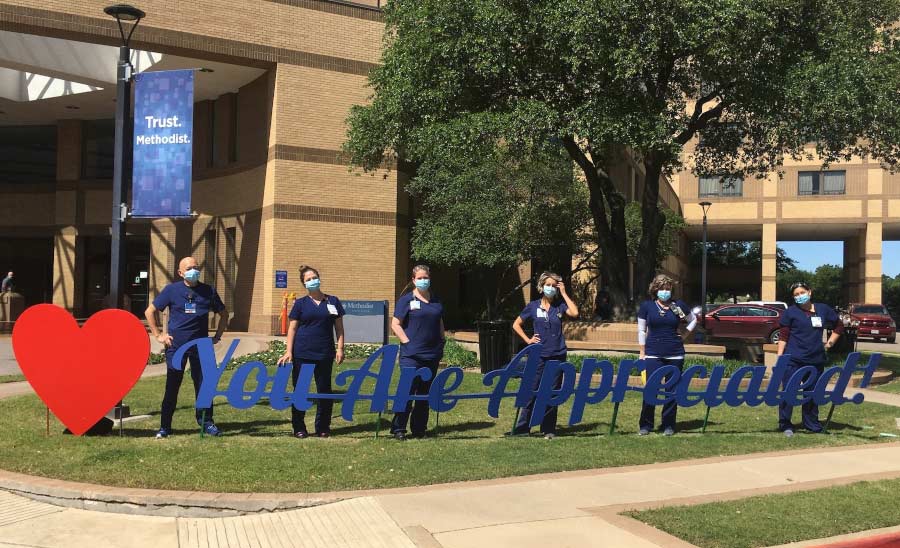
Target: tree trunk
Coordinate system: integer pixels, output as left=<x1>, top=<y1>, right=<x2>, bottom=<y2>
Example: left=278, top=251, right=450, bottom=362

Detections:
left=634, top=157, right=666, bottom=303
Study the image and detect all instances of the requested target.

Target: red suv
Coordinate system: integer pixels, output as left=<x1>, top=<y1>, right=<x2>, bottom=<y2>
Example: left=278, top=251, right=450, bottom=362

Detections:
left=848, top=303, right=896, bottom=343
left=704, top=304, right=783, bottom=343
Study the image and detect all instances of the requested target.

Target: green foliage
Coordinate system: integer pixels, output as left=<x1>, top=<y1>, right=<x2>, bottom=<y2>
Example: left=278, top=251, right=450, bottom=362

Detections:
left=625, top=202, right=686, bottom=263
left=690, top=242, right=797, bottom=273
left=777, top=265, right=843, bottom=307
left=345, top=0, right=900, bottom=309
left=148, top=352, right=166, bottom=365
left=442, top=338, right=479, bottom=369
left=882, top=274, right=900, bottom=316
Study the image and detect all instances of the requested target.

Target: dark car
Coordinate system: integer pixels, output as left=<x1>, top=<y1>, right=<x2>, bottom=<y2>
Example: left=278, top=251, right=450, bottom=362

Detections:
left=848, top=303, right=896, bottom=343
left=704, top=303, right=783, bottom=343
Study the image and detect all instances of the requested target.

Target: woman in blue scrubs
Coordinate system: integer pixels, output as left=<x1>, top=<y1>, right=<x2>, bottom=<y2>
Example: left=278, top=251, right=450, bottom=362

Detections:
left=511, top=272, right=579, bottom=439
left=776, top=281, right=843, bottom=437
left=637, top=274, right=697, bottom=436
left=390, top=265, right=445, bottom=440
left=277, top=265, right=345, bottom=438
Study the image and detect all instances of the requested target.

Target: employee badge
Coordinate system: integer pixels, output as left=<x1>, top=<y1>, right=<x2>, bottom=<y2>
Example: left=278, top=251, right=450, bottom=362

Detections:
left=811, top=316, right=823, bottom=328
left=184, top=302, right=197, bottom=314
left=327, top=304, right=339, bottom=315
left=536, top=308, right=547, bottom=319
left=410, top=300, right=421, bottom=310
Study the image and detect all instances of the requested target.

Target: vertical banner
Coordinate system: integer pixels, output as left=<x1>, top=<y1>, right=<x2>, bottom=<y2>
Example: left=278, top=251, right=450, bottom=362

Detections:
left=131, top=69, right=194, bottom=218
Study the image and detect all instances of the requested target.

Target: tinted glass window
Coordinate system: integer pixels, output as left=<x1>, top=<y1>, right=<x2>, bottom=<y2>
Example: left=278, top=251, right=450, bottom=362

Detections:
left=0, top=125, right=57, bottom=183
left=853, top=305, right=888, bottom=314
left=745, top=307, right=778, bottom=317
left=82, top=119, right=115, bottom=179
left=714, top=307, right=743, bottom=317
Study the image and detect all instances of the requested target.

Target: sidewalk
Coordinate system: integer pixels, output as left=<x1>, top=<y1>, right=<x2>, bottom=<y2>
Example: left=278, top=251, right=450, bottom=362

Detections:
left=1, top=444, right=900, bottom=547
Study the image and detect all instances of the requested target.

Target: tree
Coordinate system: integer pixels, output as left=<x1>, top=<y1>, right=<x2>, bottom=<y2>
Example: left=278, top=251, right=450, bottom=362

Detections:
left=405, top=131, right=592, bottom=319
left=345, top=0, right=900, bottom=311
left=690, top=242, right=797, bottom=273
left=777, top=265, right=843, bottom=307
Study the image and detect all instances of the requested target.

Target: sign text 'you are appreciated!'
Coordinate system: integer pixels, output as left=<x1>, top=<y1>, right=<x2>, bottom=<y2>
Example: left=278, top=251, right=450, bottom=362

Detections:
left=173, top=339, right=881, bottom=429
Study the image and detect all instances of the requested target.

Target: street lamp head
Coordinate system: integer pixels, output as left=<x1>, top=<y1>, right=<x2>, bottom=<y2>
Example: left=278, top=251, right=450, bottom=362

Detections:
left=699, top=201, right=712, bottom=217
left=104, top=4, right=145, bottom=21
left=104, top=4, right=145, bottom=48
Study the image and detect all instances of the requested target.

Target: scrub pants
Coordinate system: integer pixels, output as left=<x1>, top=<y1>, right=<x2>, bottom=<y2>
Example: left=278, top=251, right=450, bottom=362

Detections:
left=639, top=357, right=684, bottom=431
left=391, top=356, right=440, bottom=435
left=161, top=345, right=213, bottom=430
left=513, top=354, right=566, bottom=435
left=779, top=360, right=825, bottom=433
left=291, top=358, right=334, bottom=435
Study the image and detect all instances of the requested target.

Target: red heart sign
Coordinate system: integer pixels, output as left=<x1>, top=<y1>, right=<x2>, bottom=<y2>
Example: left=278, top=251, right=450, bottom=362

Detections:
left=12, top=304, right=150, bottom=436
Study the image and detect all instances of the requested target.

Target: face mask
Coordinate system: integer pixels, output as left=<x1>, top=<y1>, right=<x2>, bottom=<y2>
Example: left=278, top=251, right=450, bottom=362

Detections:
left=794, top=293, right=810, bottom=305
left=542, top=285, right=558, bottom=298
left=414, top=279, right=431, bottom=291
left=183, top=268, right=200, bottom=284
left=657, top=290, right=671, bottom=301
left=305, top=278, right=321, bottom=291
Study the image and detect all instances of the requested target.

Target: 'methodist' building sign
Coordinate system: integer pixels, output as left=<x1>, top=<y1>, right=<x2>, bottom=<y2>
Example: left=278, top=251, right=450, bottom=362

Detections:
left=131, top=69, right=195, bottom=218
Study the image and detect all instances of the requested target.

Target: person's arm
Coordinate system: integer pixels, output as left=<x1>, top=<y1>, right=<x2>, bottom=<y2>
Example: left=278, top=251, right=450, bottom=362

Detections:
left=144, top=303, right=173, bottom=347
left=825, top=308, right=843, bottom=350
left=513, top=316, right=539, bottom=345
left=440, top=319, right=446, bottom=341
left=277, top=320, right=299, bottom=366
left=558, top=281, right=579, bottom=318
left=212, top=307, right=227, bottom=343
left=334, top=317, right=345, bottom=365
left=637, top=318, right=648, bottom=360
left=391, top=317, right=410, bottom=344
left=777, top=315, right=790, bottom=356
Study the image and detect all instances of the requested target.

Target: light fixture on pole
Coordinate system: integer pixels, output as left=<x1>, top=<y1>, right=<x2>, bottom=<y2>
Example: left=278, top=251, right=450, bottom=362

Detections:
left=105, top=4, right=145, bottom=428
left=699, top=201, right=712, bottom=330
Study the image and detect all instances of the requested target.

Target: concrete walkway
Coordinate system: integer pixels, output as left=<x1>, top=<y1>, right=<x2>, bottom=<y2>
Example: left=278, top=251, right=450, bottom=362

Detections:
left=1, top=444, right=900, bottom=547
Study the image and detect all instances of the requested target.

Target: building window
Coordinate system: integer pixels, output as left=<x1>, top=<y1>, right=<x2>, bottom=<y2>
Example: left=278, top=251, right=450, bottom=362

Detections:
left=699, top=175, right=743, bottom=197
left=798, top=171, right=845, bottom=195
left=0, top=125, right=57, bottom=183
left=82, top=119, right=115, bottom=179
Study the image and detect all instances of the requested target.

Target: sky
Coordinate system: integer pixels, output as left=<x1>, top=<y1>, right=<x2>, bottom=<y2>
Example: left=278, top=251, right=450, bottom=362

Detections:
left=779, top=241, right=900, bottom=277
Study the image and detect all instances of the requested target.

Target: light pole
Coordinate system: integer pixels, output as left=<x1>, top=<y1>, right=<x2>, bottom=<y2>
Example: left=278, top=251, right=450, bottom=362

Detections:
left=105, top=4, right=144, bottom=428
left=699, top=201, right=712, bottom=330
left=104, top=4, right=145, bottom=311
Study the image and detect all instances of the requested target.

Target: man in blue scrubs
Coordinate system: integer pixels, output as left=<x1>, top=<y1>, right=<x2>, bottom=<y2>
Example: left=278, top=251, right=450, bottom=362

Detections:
left=145, top=256, right=227, bottom=438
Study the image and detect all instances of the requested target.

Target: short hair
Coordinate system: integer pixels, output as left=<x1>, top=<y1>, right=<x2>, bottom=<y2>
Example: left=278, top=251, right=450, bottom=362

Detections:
left=648, top=274, right=675, bottom=296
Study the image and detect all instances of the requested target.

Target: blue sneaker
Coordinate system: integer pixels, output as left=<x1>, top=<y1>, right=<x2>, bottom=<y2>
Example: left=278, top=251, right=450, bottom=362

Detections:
left=204, top=423, right=222, bottom=437
left=155, top=428, right=171, bottom=439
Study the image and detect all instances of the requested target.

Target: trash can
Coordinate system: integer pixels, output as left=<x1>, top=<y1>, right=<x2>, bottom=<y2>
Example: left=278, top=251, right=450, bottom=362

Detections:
left=476, top=319, right=513, bottom=374
left=0, top=292, right=24, bottom=322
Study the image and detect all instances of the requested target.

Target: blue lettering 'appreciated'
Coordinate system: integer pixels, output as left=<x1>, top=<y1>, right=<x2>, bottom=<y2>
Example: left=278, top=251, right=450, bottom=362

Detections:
left=170, top=341, right=880, bottom=428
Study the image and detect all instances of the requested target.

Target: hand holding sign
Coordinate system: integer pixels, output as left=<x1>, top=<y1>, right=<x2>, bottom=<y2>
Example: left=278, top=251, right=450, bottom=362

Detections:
left=12, top=305, right=150, bottom=435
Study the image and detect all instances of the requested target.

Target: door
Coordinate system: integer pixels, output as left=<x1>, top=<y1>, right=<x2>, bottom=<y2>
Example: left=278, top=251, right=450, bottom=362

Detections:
left=709, top=305, right=744, bottom=337
left=743, top=306, right=780, bottom=339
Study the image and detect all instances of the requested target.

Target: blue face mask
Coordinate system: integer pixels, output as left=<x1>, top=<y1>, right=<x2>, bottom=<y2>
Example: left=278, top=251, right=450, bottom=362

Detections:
left=305, top=278, right=321, bottom=291
left=794, top=293, right=810, bottom=305
left=183, top=268, right=200, bottom=284
left=657, top=290, right=672, bottom=302
left=543, top=285, right=558, bottom=298
left=414, top=279, right=431, bottom=291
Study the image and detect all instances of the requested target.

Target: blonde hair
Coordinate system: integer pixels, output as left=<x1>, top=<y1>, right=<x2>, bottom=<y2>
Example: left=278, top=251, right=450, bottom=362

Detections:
left=537, top=271, right=562, bottom=288
left=298, top=264, right=320, bottom=282
left=648, top=274, right=675, bottom=296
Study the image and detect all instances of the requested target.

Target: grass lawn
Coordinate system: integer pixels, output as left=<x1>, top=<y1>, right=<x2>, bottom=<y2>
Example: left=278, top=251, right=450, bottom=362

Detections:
left=0, top=374, right=25, bottom=384
left=0, top=360, right=897, bottom=493
left=860, top=353, right=900, bottom=393
left=627, top=478, right=900, bottom=548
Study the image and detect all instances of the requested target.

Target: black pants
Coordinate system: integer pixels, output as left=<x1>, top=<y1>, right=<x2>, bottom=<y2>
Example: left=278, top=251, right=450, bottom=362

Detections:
left=639, top=357, right=683, bottom=431
left=291, top=358, right=334, bottom=434
left=160, top=346, right=212, bottom=430
left=779, top=361, right=824, bottom=432
left=514, top=354, right=566, bottom=435
left=391, top=357, right=439, bottom=435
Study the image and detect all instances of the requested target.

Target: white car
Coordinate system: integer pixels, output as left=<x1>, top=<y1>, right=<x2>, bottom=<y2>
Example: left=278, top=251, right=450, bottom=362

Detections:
left=744, top=300, right=788, bottom=311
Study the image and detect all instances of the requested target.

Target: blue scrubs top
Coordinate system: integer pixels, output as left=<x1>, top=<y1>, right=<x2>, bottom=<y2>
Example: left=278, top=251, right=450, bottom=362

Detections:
left=289, top=295, right=345, bottom=361
left=153, top=281, right=224, bottom=348
left=394, top=292, right=444, bottom=361
left=519, top=299, right=569, bottom=358
left=780, top=303, right=839, bottom=366
left=639, top=299, right=689, bottom=357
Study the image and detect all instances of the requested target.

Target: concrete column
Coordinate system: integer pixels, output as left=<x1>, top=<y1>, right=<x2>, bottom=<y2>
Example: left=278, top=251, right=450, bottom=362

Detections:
left=52, top=227, right=80, bottom=313
left=843, top=236, right=861, bottom=305
left=761, top=223, right=777, bottom=300
left=863, top=222, right=883, bottom=303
